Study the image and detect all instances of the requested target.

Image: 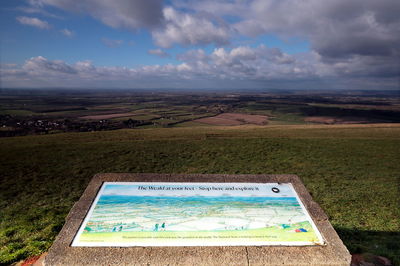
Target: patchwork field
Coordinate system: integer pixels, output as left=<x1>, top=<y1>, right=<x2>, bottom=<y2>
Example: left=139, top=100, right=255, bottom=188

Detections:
left=0, top=124, right=399, bottom=264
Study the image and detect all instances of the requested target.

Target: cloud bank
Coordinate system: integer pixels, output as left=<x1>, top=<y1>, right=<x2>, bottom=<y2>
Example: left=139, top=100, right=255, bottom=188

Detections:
left=2, top=45, right=397, bottom=89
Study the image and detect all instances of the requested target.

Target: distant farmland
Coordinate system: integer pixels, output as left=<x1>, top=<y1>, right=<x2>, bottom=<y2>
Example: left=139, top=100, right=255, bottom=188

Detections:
left=1, top=89, right=399, bottom=137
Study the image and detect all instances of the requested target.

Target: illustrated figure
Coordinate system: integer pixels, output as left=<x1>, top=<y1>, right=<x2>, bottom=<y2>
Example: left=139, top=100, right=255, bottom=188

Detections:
left=161, top=222, right=166, bottom=231
left=119, top=225, right=123, bottom=231
left=154, top=223, right=159, bottom=231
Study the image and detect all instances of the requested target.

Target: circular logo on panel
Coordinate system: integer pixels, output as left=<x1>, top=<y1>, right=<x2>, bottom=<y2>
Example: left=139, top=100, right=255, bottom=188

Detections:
left=271, top=187, right=280, bottom=193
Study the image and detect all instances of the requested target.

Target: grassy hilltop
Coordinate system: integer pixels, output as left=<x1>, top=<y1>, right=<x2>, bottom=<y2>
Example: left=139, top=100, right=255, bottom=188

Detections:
left=0, top=124, right=399, bottom=264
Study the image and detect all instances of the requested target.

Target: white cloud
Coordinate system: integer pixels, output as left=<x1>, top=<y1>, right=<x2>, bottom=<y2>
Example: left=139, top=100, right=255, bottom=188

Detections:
left=60, top=28, right=74, bottom=37
left=16, top=5, right=63, bottom=19
left=206, top=45, right=301, bottom=79
left=148, top=49, right=170, bottom=58
left=23, top=56, right=77, bottom=75
left=152, top=7, right=231, bottom=48
left=29, top=0, right=164, bottom=29
left=230, top=46, right=257, bottom=60
left=16, top=16, right=51, bottom=29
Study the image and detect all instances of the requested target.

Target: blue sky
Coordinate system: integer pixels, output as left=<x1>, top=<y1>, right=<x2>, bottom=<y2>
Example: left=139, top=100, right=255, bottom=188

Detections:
left=0, top=0, right=399, bottom=90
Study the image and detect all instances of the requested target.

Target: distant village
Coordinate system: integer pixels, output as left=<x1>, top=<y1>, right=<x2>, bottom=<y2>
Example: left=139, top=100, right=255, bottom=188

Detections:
left=0, top=115, right=151, bottom=137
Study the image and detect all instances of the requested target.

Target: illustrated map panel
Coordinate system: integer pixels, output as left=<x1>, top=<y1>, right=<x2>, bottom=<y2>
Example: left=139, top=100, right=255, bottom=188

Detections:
left=72, top=182, right=324, bottom=246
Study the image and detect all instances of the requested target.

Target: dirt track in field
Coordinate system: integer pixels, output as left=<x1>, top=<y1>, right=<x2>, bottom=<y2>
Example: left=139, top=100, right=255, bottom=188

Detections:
left=194, top=113, right=268, bottom=126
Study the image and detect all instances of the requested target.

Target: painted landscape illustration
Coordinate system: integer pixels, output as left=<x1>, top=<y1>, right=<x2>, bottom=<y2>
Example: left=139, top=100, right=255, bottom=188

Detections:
left=73, top=183, right=323, bottom=246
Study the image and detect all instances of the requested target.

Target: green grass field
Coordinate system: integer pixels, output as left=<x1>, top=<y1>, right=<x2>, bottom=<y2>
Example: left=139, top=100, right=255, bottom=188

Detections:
left=0, top=124, right=399, bottom=264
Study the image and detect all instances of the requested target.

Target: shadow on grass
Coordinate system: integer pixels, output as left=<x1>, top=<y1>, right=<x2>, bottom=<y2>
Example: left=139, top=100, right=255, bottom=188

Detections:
left=336, top=227, right=399, bottom=265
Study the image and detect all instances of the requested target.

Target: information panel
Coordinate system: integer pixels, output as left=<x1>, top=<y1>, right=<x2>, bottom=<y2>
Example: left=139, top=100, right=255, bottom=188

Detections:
left=72, top=182, right=324, bottom=246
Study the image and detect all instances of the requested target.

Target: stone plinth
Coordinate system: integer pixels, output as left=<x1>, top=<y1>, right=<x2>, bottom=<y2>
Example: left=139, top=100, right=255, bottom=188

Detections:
left=45, top=173, right=351, bottom=265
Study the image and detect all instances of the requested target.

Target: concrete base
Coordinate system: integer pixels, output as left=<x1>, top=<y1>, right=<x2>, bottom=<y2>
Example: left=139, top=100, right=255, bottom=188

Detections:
left=45, top=173, right=351, bottom=265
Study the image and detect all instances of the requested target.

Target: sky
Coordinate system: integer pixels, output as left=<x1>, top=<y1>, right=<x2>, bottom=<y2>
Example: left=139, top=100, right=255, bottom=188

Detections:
left=0, top=0, right=399, bottom=90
